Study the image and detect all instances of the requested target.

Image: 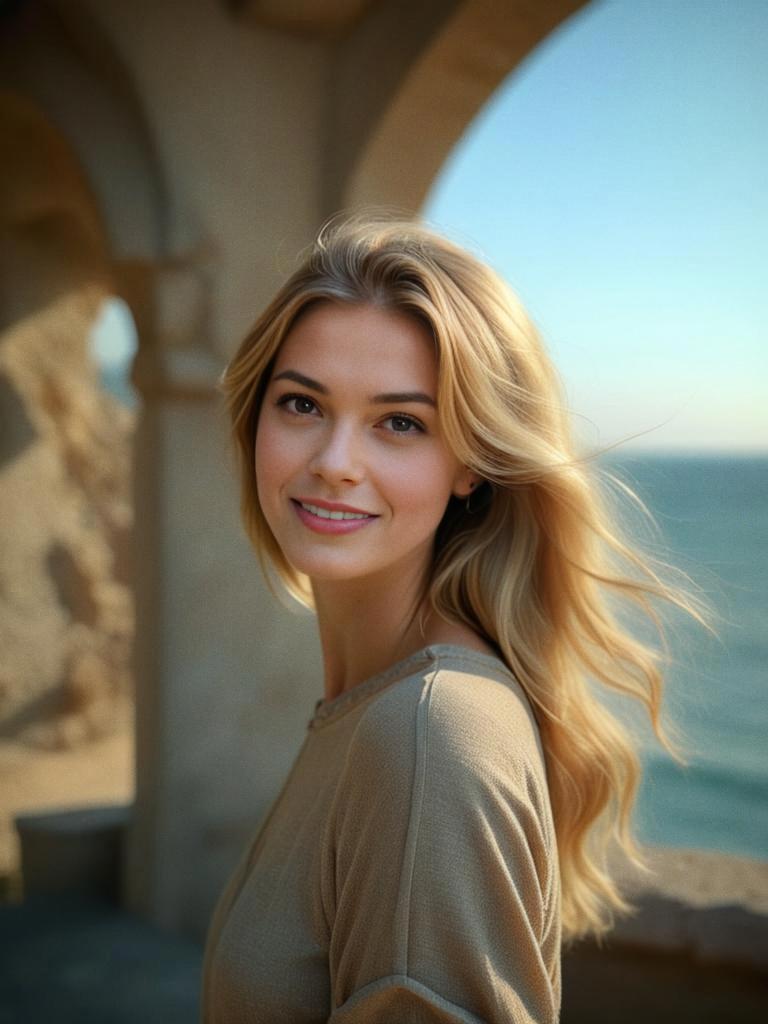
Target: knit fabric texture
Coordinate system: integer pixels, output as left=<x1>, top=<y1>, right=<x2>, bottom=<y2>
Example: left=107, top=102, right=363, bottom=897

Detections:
left=201, top=644, right=561, bottom=1023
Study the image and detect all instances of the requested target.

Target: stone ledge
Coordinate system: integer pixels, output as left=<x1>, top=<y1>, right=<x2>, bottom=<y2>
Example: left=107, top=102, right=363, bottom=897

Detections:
left=620, top=846, right=768, bottom=913
left=14, top=803, right=132, bottom=904
left=608, top=845, right=768, bottom=971
left=609, top=895, right=768, bottom=971
left=13, top=809, right=768, bottom=975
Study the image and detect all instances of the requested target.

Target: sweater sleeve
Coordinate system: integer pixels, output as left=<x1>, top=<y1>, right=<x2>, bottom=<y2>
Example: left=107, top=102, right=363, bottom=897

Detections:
left=322, top=666, right=561, bottom=1024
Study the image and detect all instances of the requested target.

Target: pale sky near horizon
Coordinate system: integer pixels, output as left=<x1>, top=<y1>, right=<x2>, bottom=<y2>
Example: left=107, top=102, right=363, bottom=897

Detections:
left=424, top=0, right=767, bottom=453
left=93, top=0, right=766, bottom=453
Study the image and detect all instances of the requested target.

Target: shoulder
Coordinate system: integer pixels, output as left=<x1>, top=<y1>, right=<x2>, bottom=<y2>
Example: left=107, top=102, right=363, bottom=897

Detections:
left=330, top=646, right=556, bottom=856
left=349, top=647, right=548, bottom=795
left=326, top=650, right=562, bottom=1022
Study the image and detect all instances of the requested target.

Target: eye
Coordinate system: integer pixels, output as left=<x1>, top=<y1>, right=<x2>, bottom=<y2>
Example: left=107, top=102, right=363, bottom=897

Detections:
left=277, top=393, right=319, bottom=416
left=381, top=414, right=425, bottom=434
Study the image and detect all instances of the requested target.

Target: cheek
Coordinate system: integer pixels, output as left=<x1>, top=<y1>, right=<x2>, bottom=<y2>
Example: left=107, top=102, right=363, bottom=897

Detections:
left=254, top=417, right=286, bottom=504
left=388, top=456, right=456, bottom=523
left=254, top=416, right=311, bottom=520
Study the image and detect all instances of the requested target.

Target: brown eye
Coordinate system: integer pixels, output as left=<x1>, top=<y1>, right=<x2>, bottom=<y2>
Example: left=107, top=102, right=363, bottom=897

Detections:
left=384, top=414, right=424, bottom=434
left=278, top=394, right=319, bottom=416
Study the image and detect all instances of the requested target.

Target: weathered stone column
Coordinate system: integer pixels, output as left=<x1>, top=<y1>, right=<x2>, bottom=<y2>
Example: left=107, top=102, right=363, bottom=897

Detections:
left=124, top=261, right=320, bottom=937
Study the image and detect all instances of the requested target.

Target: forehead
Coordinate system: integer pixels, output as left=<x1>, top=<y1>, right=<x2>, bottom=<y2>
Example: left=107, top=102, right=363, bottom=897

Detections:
left=274, top=301, right=437, bottom=386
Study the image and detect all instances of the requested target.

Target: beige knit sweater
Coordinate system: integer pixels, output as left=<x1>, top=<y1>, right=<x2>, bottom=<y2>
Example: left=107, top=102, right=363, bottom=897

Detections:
left=201, top=645, right=561, bottom=1023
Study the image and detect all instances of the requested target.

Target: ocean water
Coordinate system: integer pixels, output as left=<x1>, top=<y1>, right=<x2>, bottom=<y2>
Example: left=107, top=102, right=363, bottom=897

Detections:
left=601, top=453, right=768, bottom=860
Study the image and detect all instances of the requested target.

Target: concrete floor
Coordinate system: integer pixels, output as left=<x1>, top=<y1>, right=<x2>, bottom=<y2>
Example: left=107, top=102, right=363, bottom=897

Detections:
left=1, top=896, right=766, bottom=1023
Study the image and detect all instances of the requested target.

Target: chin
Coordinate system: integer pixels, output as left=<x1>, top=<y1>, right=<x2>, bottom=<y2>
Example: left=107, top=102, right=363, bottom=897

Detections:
left=281, top=550, right=366, bottom=583
left=296, top=562, right=377, bottom=585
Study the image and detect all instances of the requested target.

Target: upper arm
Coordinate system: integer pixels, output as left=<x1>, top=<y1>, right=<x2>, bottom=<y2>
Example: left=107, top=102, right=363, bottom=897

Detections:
left=323, top=668, right=561, bottom=1023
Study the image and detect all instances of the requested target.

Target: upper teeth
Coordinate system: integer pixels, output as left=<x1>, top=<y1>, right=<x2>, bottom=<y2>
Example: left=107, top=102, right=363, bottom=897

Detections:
left=301, top=502, right=370, bottom=520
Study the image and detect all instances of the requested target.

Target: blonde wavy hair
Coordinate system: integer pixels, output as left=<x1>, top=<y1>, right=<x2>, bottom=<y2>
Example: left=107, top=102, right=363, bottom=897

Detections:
left=220, top=214, right=711, bottom=943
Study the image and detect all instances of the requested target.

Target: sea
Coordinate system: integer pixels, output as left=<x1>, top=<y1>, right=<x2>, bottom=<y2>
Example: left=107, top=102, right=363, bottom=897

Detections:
left=103, top=369, right=766, bottom=860
left=599, top=452, right=767, bottom=861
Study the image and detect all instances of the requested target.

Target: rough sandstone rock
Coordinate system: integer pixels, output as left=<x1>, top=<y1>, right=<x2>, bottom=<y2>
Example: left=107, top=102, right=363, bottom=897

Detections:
left=0, top=93, right=135, bottom=754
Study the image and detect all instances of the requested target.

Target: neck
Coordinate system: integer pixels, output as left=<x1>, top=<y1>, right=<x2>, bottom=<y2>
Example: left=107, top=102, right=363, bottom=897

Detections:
left=312, top=561, right=427, bottom=702
left=312, top=563, right=495, bottom=703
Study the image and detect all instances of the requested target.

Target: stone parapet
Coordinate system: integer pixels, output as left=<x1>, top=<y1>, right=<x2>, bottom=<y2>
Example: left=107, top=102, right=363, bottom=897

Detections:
left=608, top=845, right=768, bottom=971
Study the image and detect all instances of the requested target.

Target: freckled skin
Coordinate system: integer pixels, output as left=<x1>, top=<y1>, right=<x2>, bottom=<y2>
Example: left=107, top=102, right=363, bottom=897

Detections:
left=255, top=302, right=475, bottom=591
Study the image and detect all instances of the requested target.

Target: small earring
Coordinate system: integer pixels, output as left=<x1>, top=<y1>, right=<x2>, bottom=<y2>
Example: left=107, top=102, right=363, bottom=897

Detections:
left=465, top=482, right=477, bottom=514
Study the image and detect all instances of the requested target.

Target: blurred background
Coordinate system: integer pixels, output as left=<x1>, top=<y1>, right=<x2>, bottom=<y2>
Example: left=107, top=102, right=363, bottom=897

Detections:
left=1, top=0, right=765, bottom=1021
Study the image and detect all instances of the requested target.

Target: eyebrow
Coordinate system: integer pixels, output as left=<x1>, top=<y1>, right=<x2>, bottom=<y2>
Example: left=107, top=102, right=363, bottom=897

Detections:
left=271, top=369, right=436, bottom=407
left=373, top=391, right=436, bottom=408
left=272, top=370, right=328, bottom=393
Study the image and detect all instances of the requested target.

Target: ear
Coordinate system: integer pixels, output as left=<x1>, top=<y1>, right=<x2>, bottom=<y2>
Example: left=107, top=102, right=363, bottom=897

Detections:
left=452, top=467, right=482, bottom=500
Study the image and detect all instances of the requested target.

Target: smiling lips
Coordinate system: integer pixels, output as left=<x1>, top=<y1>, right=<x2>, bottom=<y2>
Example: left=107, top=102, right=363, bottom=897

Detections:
left=291, top=498, right=378, bottom=535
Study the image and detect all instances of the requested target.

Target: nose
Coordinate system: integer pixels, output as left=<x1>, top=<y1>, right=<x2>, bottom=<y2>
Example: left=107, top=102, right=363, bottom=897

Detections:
left=308, top=421, right=364, bottom=485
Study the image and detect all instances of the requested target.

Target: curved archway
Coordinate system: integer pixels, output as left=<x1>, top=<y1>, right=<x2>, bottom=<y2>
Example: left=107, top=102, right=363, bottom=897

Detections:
left=0, top=0, right=165, bottom=262
left=341, top=0, right=587, bottom=210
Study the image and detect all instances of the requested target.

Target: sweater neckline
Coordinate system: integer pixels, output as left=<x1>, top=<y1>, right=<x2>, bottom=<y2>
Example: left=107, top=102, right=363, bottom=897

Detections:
left=308, top=643, right=510, bottom=729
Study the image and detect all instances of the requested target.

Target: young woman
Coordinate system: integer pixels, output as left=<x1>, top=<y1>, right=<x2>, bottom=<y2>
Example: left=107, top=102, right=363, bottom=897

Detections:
left=201, top=215, right=706, bottom=1023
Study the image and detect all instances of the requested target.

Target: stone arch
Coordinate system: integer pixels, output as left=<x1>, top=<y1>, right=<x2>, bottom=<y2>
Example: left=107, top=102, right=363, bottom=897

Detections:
left=0, top=89, right=110, bottom=312
left=0, top=1, right=171, bottom=402
left=0, top=0, right=165, bottom=262
left=338, top=0, right=588, bottom=211
left=0, top=1, right=173, bottom=902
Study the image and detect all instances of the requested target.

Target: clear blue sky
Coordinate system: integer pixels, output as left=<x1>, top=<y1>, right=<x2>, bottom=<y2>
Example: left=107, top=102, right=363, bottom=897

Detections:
left=424, top=0, right=767, bottom=453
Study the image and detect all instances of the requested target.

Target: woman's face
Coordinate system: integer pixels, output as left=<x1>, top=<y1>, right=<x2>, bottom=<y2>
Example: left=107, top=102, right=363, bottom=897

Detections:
left=255, top=301, right=476, bottom=590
